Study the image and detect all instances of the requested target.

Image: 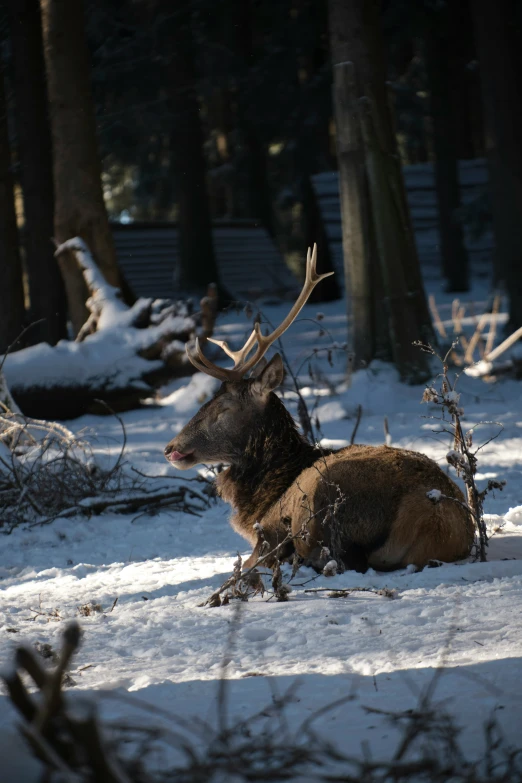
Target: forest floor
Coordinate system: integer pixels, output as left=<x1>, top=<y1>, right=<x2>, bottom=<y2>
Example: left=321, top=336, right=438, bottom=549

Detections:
left=1, top=277, right=522, bottom=779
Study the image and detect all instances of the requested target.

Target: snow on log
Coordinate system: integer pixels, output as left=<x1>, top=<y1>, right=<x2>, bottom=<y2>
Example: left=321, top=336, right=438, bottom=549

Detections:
left=3, top=237, right=200, bottom=419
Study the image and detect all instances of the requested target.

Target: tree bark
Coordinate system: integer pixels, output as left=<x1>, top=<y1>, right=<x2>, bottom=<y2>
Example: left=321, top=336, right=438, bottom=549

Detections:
left=470, top=0, right=522, bottom=330
left=229, top=0, right=276, bottom=237
left=329, top=0, right=433, bottom=379
left=300, top=172, right=341, bottom=302
left=331, top=61, right=375, bottom=365
left=40, top=0, right=123, bottom=334
left=446, top=0, right=483, bottom=161
left=291, top=5, right=340, bottom=303
left=156, top=1, right=225, bottom=301
left=8, top=0, right=67, bottom=345
left=424, top=11, right=469, bottom=292
left=0, top=64, right=25, bottom=355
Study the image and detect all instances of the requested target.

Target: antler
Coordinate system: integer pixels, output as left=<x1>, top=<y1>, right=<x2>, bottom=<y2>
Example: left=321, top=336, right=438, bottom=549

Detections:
left=187, top=244, right=334, bottom=382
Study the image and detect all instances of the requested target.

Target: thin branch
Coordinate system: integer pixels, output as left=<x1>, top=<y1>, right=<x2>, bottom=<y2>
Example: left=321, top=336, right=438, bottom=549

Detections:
left=350, top=404, right=362, bottom=445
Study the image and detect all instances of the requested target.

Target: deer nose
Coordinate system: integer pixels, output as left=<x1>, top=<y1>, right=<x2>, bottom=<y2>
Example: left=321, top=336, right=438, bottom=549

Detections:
left=164, top=443, right=174, bottom=457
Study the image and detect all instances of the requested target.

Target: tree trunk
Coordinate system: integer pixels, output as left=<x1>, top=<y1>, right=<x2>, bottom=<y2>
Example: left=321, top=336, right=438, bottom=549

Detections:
left=229, top=0, right=276, bottom=237
left=291, top=1, right=340, bottom=303
left=156, top=1, right=225, bottom=302
left=470, top=0, right=522, bottom=330
left=447, top=0, right=483, bottom=161
left=0, top=64, right=25, bottom=355
left=300, top=173, right=340, bottom=302
left=424, top=12, right=469, bottom=292
left=8, top=0, right=67, bottom=345
left=40, top=0, right=123, bottom=334
left=329, top=0, right=433, bottom=379
left=238, top=109, right=276, bottom=237
left=331, top=61, right=375, bottom=365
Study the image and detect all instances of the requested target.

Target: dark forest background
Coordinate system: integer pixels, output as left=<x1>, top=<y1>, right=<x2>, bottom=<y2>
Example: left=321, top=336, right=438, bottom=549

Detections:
left=2, top=0, right=522, bottom=385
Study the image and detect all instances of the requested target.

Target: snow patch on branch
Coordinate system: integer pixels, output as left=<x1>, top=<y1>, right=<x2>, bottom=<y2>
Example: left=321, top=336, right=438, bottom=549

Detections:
left=5, top=238, right=196, bottom=397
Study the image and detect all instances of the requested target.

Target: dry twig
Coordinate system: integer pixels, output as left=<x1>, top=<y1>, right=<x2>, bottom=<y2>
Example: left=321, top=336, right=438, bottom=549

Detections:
left=417, top=340, right=505, bottom=561
left=0, top=407, right=210, bottom=534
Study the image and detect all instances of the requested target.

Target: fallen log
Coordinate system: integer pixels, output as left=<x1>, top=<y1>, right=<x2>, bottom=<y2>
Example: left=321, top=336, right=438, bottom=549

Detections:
left=3, top=238, right=209, bottom=419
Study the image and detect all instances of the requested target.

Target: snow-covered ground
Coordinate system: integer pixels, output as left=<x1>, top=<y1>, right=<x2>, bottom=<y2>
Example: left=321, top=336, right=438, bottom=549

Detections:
left=1, top=284, right=522, bottom=779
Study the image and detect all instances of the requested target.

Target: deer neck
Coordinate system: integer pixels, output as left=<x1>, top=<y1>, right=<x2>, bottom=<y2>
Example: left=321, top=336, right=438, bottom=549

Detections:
left=216, top=395, right=319, bottom=525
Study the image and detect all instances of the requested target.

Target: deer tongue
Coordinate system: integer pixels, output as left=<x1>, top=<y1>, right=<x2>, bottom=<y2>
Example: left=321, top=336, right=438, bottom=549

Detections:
left=169, top=450, right=190, bottom=462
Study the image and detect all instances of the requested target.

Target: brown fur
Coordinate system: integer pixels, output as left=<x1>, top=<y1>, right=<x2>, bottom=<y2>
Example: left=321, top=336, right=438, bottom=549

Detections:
left=165, top=356, right=474, bottom=573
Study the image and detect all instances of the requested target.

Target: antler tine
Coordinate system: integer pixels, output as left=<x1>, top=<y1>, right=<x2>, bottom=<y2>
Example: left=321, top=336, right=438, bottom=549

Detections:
left=186, top=338, right=236, bottom=382
left=207, top=330, right=258, bottom=366
left=186, top=330, right=259, bottom=382
left=187, top=244, right=334, bottom=382
left=235, top=243, right=334, bottom=376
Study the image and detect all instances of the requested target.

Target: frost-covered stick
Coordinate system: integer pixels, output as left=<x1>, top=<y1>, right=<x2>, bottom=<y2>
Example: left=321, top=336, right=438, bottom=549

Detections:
left=0, top=411, right=75, bottom=444
left=418, top=340, right=504, bottom=561
left=54, top=236, right=128, bottom=339
left=303, top=586, right=395, bottom=597
left=428, top=295, right=447, bottom=339
left=451, top=298, right=465, bottom=336
left=450, top=410, right=490, bottom=562
left=0, top=370, right=20, bottom=415
left=485, top=323, right=522, bottom=362
left=463, top=312, right=489, bottom=365
left=466, top=323, right=522, bottom=378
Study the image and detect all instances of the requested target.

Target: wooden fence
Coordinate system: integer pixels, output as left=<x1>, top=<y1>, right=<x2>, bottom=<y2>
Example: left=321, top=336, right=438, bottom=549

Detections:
left=112, top=219, right=297, bottom=300
left=312, top=158, right=493, bottom=284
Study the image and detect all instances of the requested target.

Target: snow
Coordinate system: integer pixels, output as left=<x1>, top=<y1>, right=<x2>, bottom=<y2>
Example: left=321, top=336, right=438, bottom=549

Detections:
left=322, top=559, right=338, bottom=576
left=444, top=389, right=460, bottom=403
left=3, top=312, right=193, bottom=392
left=1, top=290, right=522, bottom=778
left=56, top=237, right=130, bottom=329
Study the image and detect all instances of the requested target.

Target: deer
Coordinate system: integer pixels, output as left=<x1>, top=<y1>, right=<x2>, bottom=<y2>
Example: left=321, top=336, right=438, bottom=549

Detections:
left=164, top=246, right=474, bottom=574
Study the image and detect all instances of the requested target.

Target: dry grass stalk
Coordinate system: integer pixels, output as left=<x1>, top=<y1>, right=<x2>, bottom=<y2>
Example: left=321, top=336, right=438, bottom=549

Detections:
left=484, top=293, right=502, bottom=356
left=464, top=312, right=489, bottom=365
left=428, top=294, right=447, bottom=339
left=428, top=293, right=522, bottom=375
left=417, top=340, right=505, bottom=561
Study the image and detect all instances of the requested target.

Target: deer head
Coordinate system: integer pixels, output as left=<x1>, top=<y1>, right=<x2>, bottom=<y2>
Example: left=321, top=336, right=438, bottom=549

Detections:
left=164, top=244, right=332, bottom=469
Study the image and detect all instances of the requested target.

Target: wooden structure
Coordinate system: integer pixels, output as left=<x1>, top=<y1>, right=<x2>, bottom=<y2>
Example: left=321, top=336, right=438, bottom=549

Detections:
left=312, top=158, right=493, bottom=285
left=112, top=219, right=297, bottom=301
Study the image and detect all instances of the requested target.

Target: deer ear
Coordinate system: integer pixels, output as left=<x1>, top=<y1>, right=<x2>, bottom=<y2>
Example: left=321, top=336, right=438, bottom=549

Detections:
left=252, top=353, right=284, bottom=396
left=250, top=357, right=268, bottom=378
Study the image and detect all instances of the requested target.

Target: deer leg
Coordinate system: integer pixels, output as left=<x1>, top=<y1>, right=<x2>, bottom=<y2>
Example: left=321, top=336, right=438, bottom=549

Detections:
left=303, top=543, right=368, bottom=573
